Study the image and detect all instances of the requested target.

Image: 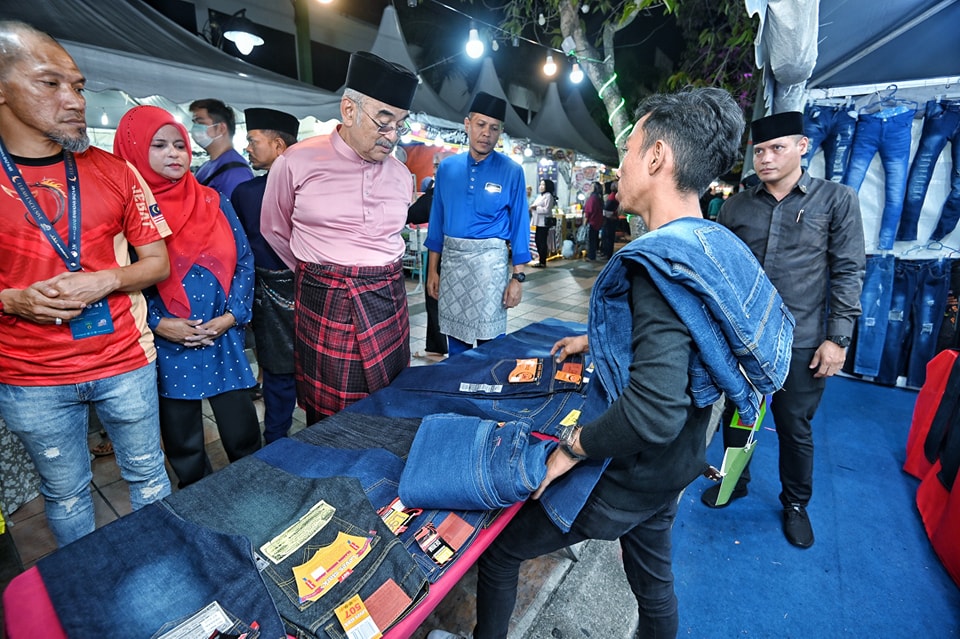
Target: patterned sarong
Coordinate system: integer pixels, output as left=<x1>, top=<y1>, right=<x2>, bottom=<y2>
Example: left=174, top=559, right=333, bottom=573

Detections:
left=252, top=266, right=295, bottom=375
left=295, top=259, right=410, bottom=424
left=438, top=237, right=509, bottom=343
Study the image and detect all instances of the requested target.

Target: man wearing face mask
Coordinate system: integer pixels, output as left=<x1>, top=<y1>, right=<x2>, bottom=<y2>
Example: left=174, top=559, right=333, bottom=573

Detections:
left=261, top=52, right=417, bottom=424
left=188, top=98, right=253, bottom=198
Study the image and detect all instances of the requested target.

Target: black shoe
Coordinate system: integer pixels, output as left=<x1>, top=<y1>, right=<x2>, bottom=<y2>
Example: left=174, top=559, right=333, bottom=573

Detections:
left=782, top=504, right=814, bottom=548
left=700, top=482, right=748, bottom=508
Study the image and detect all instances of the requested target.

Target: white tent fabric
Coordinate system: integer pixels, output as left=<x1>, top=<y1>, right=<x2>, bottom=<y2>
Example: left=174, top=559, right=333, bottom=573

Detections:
left=470, top=58, right=538, bottom=142
left=1, top=0, right=342, bottom=121
left=368, top=5, right=465, bottom=124
left=561, top=90, right=618, bottom=166
left=530, top=83, right=617, bottom=165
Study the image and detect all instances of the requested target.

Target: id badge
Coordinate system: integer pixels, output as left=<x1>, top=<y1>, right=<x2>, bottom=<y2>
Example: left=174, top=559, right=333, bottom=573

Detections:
left=70, top=299, right=114, bottom=340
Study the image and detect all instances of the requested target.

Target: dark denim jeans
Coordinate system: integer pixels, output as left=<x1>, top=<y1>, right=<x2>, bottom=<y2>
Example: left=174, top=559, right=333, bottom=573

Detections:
left=897, top=99, right=960, bottom=242
left=802, top=103, right=857, bottom=182
left=475, top=495, right=680, bottom=639
left=163, top=456, right=428, bottom=639
left=255, top=428, right=495, bottom=584
left=399, top=414, right=550, bottom=510
left=876, top=259, right=953, bottom=388
left=854, top=254, right=896, bottom=377
left=346, top=319, right=610, bottom=533
left=36, top=503, right=285, bottom=639
left=842, top=108, right=916, bottom=250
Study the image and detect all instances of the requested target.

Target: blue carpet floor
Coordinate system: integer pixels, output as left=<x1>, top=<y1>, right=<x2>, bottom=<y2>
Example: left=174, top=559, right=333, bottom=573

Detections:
left=673, top=375, right=960, bottom=638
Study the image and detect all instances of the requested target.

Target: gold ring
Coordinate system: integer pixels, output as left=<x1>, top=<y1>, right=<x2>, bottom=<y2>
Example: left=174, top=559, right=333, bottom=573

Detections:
left=55, top=317, right=63, bottom=326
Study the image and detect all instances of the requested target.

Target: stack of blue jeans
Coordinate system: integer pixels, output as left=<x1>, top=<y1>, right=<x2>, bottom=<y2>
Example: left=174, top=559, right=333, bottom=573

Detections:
left=896, top=99, right=960, bottom=243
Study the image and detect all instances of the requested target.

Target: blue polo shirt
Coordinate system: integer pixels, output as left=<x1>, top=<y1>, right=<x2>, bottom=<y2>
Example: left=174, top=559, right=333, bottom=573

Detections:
left=425, top=150, right=532, bottom=266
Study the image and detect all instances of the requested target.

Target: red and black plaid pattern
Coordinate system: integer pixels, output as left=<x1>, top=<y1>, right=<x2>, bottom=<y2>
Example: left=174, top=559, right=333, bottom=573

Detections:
left=294, top=259, right=410, bottom=424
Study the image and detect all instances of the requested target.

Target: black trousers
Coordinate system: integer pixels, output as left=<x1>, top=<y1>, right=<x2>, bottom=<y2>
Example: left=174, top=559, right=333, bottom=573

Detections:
left=721, top=346, right=826, bottom=506
left=158, top=389, right=261, bottom=488
left=535, top=225, right=549, bottom=266
left=425, top=261, right=447, bottom=354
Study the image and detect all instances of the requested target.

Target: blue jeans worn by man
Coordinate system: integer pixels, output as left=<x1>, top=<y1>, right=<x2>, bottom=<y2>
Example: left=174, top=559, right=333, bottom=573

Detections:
left=842, top=108, right=915, bottom=250
left=802, top=103, right=857, bottom=182
left=897, top=99, right=960, bottom=243
left=0, top=364, right=171, bottom=545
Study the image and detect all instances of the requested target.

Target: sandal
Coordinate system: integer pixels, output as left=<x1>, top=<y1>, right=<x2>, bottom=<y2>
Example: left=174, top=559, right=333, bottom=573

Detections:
left=90, top=439, right=114, bottom=457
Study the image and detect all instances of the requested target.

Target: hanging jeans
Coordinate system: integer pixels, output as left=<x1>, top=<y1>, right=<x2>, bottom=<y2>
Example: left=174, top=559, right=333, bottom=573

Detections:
left=36, top=503, right=285, bottom=639
left=842, top=108, right=916, bottom=250
left=802, top=103, right=857, bottom=182
left=876, top=259, right=953, bottom=387
left=853, top=254, right=896, bottom=376
left=897, top=99, right=960, bottom=242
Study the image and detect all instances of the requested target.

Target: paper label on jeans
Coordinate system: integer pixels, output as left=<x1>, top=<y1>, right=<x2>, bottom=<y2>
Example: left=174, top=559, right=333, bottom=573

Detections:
left=260, top=499, right=336, bottom=564
left=559, top=409, right=581, bottom=428
left=335, top=594, right=382, bottom=639
left=459, top=382, right=503, bottom=393
left=376, top=496, right=422, bottom=535
left=414, top=522, right=456, bottom=565
left=293, top=531, right=373, bottom=603
left=154, top=601, right=232, bottom=639
left=509, top=358, right=542, bottom=382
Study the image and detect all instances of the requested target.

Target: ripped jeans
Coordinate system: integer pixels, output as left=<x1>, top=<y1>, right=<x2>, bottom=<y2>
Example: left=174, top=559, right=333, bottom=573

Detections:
left=0, top=364, right=171, bottom=546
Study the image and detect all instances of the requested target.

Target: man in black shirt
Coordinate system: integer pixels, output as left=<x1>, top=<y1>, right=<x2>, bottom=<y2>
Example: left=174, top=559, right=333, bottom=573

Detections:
left=701, top=112, right=865, bottom=549
left=432, top=88, right=749, bottom=639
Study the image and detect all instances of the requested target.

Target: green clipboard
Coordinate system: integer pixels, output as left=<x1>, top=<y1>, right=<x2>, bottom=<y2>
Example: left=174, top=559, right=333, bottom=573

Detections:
left=712, top=396, right=767, bottom=507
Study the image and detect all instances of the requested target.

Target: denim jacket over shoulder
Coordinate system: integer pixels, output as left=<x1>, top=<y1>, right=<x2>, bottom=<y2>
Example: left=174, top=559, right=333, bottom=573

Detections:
left=589, top=217, right=795, bottom=425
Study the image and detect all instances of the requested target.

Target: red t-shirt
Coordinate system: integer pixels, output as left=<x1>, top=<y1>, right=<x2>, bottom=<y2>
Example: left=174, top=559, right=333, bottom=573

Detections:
left=0, top=147, right=166, bottom=385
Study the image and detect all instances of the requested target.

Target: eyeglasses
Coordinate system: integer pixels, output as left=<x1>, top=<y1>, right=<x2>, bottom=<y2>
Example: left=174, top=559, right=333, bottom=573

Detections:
left=352, top=100, right=411, bottom=137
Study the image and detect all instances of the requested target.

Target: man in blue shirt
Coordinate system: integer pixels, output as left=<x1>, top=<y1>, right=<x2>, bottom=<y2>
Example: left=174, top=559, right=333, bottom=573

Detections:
left=189, top=98, right=254, bottom=198
left=425, top=92, right=532, bottom=355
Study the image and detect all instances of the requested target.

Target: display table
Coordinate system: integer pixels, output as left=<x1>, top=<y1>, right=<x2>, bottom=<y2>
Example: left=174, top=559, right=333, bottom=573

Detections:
left=3, top=320, right=591, bottom=639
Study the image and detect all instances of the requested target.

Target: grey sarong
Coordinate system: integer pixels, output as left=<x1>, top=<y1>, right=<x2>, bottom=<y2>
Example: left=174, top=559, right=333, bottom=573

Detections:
left=252, top=266, right=295, bottom=375
left=438, top=237, right=510, bottom=343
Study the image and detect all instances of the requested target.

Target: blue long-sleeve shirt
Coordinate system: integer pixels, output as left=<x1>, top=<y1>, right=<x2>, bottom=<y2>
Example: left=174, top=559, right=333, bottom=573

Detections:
left=425, top=151, right=532, bottom=266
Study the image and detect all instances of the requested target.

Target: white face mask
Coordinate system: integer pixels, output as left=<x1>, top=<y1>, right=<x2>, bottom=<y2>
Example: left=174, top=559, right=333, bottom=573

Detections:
left=190, top=123, right=221, bottom=149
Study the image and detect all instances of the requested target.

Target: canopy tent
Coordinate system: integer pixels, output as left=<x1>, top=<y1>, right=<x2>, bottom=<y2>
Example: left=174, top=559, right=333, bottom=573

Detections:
left=531, top=83, right=618, bottom=166
left=468, top=58, right=539, bottom=142
left=561, top=89, right=619, bottom=166
left=368, top=5, right=465, bottom=125
left=0, top=0, right=342, bottom=121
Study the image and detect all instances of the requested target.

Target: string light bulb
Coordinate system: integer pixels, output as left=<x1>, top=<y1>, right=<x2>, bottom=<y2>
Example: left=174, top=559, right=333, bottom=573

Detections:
left=581, top=3, right=590, bottom=13
left=538, top=13, right=546, bottom=26
left=543, top=54, right=557, bottom=77
left=465, top=27, right=484, bottom=59
left=492, top=39, right=499, bottom=52
left=100, top=110, right=109, bottom=126
left=570, top=62, right=584, bottom=84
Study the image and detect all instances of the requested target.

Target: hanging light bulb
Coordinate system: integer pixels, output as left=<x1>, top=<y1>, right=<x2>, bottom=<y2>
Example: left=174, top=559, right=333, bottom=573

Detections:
left=512, top=35, right=519, bottom=47
left=538, top=13, right=546, bottom=26
left=491, top=40, right=499, bottom=52
left=543, top=54, right=557, bottom=77
left=581, top=3, right=590, bottom=13
left=100, top=110, right=109, bottom=126
left=570, top=62, right=584, bottom=84
left=465, top=27, right=484, bottom=59
left=523, top=146, right=533, bottom=157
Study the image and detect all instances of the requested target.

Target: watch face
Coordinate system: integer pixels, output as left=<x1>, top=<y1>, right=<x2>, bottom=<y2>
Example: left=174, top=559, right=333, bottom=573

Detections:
left=512, top=272, right=526, bottom=282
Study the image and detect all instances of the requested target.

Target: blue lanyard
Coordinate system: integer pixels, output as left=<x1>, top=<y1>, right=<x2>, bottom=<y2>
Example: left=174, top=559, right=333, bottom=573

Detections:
left=0, top=137, right=82, bottom=271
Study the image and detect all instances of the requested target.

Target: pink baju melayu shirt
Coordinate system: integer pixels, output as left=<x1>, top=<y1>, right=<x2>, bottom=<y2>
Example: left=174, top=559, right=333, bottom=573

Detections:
left=260, top=127, right=413, bottom=269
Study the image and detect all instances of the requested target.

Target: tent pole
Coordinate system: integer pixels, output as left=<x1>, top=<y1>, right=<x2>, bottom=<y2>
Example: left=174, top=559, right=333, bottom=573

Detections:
left=293, top=0, right=313, bottom=84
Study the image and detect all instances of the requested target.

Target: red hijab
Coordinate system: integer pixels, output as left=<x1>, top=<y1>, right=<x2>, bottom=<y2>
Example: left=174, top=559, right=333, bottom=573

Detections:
left=114, top=105, right=237, bottom=318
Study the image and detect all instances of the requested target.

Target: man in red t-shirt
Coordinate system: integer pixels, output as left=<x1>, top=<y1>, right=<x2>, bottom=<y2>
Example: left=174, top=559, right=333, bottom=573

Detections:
left=0, top=22, right=172, bottom=546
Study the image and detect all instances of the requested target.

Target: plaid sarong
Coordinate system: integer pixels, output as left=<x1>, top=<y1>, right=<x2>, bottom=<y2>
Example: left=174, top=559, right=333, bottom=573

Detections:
left=295, top=259, right=410, bottom=424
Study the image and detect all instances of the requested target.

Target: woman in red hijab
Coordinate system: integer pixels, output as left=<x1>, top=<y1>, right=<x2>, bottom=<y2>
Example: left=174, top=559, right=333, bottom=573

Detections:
left=114, top=105, right=260, bottom=488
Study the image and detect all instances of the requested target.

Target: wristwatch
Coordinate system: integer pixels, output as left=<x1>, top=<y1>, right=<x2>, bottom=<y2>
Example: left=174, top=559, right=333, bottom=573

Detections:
left=558, top=424, right=588, bottom=461
left=826, top=335, right=851, bottom=348
left=511, top=272, right=526, bottom=283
